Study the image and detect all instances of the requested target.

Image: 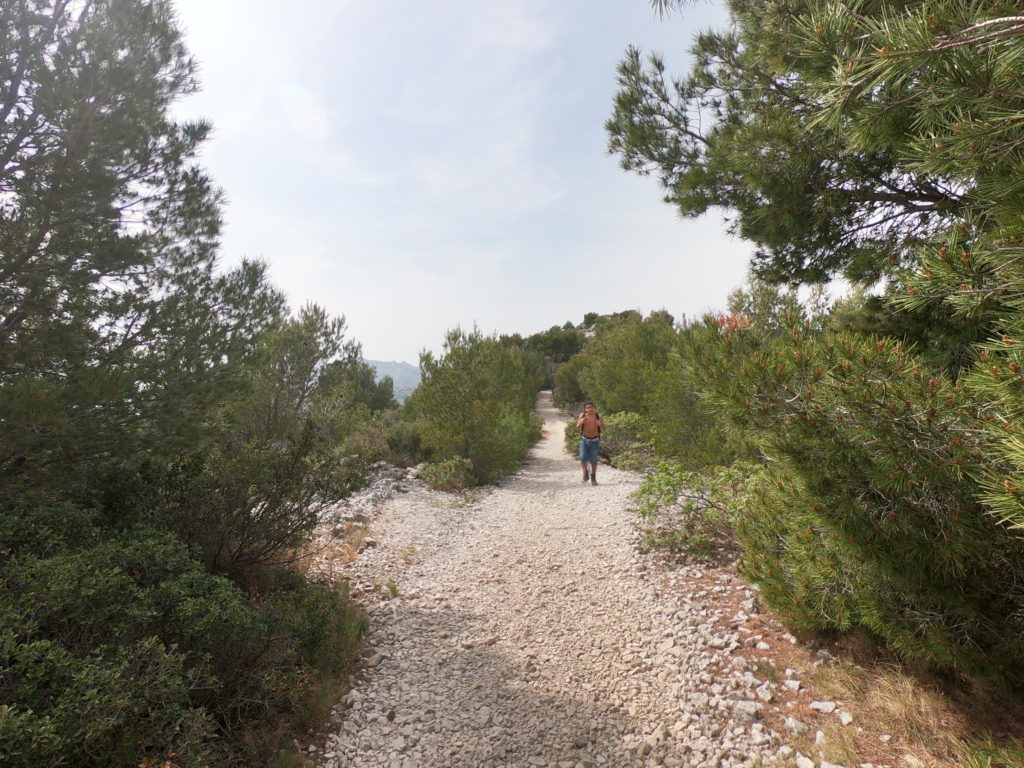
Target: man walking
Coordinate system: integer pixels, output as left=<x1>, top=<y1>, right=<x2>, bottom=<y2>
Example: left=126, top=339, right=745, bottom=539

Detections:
left=576, top=401, right=604, bottom=485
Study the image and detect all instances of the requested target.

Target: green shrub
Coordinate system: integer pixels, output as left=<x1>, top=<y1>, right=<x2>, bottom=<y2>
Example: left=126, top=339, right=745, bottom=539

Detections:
left=342, top=421, right=391, bottom=468
left=553, top=353, right=587, bottom=410
left=0, top=634, right=215, bottom=768
left=92, top=441, right=364, bottom=584
left=380, top=410, right=432, bottom=466
left=260, top=576, right=366, bottom=677
left=0, top=531, right=234, bottom=766
left=231, top=577, right=367, bottom=760
left=634, top=461, right=753, bottom=559
left=691, top=320, right=1024, bottom=691
left=563, top=418, right=580, bottom=457
left=644, top=339, right=745, bottom=470
left=524, top=325, right=585, bottom=365
left=413, top=328, right=542, bottom=484
left=0, top=502, right=100, bottom=559
left=2, top=529, right=258, bottom=657
left=599, top=411, right=656, bottom=470
left=574, top=312, right=677, bottom=415
left=0, top=528, right=368, bottom=767
left=734, top=469, right=871, bottom=634
left=417, top=457, right=474, bottom=491
left=470, top=407, right=541, bottom=483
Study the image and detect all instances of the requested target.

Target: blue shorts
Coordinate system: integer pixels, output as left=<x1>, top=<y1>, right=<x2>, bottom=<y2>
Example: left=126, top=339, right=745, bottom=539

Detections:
left=579, top=436, right=600, bottom=464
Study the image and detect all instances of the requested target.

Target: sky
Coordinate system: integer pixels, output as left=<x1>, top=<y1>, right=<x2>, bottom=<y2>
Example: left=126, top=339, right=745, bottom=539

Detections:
left=171, top=0, right=752, bottom=364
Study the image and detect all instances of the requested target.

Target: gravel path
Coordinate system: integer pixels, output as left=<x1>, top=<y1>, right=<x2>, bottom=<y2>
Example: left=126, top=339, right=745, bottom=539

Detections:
left=314, top=393, right=804, bottom=768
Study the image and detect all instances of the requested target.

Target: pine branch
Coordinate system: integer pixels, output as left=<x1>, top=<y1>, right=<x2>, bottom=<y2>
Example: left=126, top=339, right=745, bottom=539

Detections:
left=932, top=16, right=1024, bottom=52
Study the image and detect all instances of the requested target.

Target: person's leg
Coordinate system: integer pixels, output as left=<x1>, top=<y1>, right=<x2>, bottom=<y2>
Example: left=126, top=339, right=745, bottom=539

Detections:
left=590, top=461, right=598, bottom=484
left=578, top=439, right=589, bottom=481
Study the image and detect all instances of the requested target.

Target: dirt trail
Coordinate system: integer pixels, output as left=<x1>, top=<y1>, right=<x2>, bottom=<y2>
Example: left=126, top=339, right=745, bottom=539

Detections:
left=315, top=392, right=799, bottom=768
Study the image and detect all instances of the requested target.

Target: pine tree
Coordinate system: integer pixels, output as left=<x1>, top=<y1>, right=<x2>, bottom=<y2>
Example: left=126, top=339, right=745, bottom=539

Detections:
left=616, top=0, right=1024, bottom=693
left=413, top=328, right=541, bottom=484
left=0, top=0, right=284, bottom=504
left=687, top=317, right=1024, bottom=689
left=574, top=311, right=677, bottom=415
left=607, top=0, right=966, bottom=284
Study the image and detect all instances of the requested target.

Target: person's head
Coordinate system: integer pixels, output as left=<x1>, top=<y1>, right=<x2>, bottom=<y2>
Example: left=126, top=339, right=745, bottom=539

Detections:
left=583, top=401, right=595, bottom=414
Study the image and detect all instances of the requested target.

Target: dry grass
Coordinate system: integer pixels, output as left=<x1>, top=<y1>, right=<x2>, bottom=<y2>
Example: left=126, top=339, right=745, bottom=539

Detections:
left=810, top=721, right=861, bottom=767
left=332, top=523, right=369, bottom=563
left=376, top=577, right=399, bottom=598
left=285, top=522, right=371, bottom=586
left=749, top=658, right=779, bottom=684
left=808, top=659, right=1024, bottom=768
left=815, top=662, right=958, bottom=762
left=955, top=736, right=1024, bottom=768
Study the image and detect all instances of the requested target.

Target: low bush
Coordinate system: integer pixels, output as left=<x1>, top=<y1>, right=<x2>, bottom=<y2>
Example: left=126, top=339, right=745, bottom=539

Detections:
left=91, top=440, right=367, bottom=585
left=0, top=633, right=215, bottom=768
left=0, top=528, right=367, bottom=767
left=0, top=529, right=238, bottom=765
left=342, top=421, right=391, bottom=469
left=599, top=412, right=656, bottom=471
left=0, top=502, right=101, bottom=559
left=690, top=320, right=1024, bottom=692
left=417, top=457, right=474, bottom=492
left=633, top=461, right=753, bottom=560
left=231, top=575, right=367, bottom=759
left=472, top=407, right=541, bottom=482
left=380, top=411, right=432, bottom=466
left=563, top=418, right=580, bottom=457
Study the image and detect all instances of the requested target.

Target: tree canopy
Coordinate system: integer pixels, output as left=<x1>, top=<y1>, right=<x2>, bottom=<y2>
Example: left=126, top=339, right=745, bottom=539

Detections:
left=0, top=4, right=380, bottom=762
left=606, top=0, right=1019, bottom=285
left=0, top=0, right=288, bottom=504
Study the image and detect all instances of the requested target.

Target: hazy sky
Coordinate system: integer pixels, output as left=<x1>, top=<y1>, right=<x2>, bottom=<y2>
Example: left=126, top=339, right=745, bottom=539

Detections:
left=172, top=0, right=752, bottom=364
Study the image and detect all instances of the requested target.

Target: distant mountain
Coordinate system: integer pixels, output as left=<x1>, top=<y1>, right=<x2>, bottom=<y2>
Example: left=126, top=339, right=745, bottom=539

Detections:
left=366, top=360, right=420, bottom=402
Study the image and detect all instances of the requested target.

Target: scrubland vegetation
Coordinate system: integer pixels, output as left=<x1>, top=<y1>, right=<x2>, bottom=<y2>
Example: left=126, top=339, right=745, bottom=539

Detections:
left=0, top=1, right=400, bottom=762
left=0, top=2, right=547, bottom=764
left=407, top=327, right=545, bottom=488
left=9, top=0, right=1024, bottom=764
left=559, top=293, right=1024, bottom=694
left=553, top=0, right=1024, bottom=760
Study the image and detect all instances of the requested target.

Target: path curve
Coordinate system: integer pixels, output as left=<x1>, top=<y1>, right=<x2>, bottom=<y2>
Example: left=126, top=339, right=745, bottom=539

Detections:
left=318, top=392, right=793, bottom=768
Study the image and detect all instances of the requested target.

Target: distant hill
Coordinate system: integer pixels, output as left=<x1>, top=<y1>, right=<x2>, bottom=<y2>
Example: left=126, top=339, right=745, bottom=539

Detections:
left=366, top=360, right=420, bottom=402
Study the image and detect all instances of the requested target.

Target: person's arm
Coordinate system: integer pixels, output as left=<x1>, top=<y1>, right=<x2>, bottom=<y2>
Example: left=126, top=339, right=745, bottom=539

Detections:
left=576, top=412, right=585, bottom=430
left=596, top=414, right=605, bottom=433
